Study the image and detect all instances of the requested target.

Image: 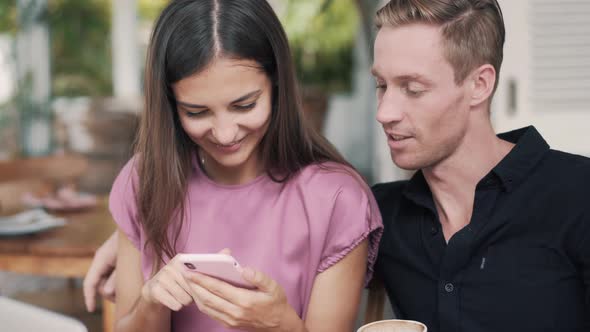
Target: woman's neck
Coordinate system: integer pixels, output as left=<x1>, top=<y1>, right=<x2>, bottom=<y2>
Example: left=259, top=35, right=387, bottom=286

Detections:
left=198, top=149, right=265, bottom=185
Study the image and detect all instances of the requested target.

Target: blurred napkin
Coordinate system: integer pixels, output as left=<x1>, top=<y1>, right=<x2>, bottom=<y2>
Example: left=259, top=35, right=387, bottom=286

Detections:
left=22, top=186, right=97, bottom=212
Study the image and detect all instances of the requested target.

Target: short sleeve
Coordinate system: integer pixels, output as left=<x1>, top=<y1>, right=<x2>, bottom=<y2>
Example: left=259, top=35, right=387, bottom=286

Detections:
left=317, top=176, right=383, bottom=285
left=109, top=157, right=141, bottom=250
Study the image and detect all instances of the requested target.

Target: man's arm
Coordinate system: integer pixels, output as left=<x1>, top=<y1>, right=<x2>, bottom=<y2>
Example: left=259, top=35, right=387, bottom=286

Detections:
left=115, top=230, right=172, bottom=332
left=84, top=230, right=118, bottom=312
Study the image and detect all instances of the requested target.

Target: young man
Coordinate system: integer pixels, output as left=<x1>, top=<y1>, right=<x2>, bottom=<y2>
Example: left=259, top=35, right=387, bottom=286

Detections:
left=371, top=1, right=589, bottom=331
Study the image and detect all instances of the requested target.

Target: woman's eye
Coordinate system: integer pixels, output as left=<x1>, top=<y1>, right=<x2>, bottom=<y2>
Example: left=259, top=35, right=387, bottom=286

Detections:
left=234, top=102, right=257, bottom=111
left=185, top=109, right=209, bottom=117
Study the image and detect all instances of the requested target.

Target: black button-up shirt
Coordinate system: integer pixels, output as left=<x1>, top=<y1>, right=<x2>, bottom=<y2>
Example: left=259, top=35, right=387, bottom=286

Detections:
left=373, top=127, right=590, bottom=332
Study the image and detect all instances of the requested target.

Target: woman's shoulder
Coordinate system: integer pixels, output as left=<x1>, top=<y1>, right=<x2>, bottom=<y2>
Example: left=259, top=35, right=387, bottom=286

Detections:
left=293, top=162, right=369, bottom=197
left=111, top=155, right=140, bottom=196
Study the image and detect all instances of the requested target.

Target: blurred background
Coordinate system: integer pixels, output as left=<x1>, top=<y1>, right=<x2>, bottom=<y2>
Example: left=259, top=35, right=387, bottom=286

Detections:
left=0, top=0, right=588, bottom=330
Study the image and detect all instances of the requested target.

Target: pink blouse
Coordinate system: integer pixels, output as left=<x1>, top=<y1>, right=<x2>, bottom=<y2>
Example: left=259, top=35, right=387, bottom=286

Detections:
left=110, top=156, right=383, bottom=332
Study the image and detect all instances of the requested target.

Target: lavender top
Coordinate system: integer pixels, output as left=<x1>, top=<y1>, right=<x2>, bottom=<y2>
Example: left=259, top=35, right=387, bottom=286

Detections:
left=110, top=156, right=383, bottom=332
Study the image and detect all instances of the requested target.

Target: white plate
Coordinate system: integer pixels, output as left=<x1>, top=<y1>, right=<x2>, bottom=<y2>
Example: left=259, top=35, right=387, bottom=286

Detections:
left=0, top=296, right=87, bottom=331
left=0, top=209, right=66, bottom=236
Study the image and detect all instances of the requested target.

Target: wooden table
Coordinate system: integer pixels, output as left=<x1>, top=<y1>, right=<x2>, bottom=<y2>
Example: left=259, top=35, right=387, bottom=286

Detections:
left=0, top=199, right=116, bottom=332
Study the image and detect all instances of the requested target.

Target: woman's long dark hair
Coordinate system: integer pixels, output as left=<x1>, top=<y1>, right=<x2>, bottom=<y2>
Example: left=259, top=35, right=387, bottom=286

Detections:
left=136, top=0, right=356, bottom=266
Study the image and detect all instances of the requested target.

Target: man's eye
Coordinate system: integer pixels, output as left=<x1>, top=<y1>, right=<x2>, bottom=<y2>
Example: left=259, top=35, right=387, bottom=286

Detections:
left=402, top=85, right=425, bottom=97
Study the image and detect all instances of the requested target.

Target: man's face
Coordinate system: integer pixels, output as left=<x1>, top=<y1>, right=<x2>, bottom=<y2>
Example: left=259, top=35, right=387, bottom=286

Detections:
left=372, top=23, right=473, bottom=170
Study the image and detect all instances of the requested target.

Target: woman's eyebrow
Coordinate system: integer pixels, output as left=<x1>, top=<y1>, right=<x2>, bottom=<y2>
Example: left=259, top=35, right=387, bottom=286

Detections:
left=176, top=90, right=262, bottom=109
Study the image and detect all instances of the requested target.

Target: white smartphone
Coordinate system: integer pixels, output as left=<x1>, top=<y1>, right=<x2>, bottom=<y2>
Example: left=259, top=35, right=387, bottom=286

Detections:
left=177, top=254, right=255, bottom=289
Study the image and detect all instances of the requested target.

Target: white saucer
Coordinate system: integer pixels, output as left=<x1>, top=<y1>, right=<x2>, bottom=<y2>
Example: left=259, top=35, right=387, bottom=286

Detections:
left=0, top=209, right=66, bottom=236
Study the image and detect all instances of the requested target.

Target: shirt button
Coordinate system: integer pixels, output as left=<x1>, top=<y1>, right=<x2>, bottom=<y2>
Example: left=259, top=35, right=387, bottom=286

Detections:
left=444, top=283, right=454, bottom=293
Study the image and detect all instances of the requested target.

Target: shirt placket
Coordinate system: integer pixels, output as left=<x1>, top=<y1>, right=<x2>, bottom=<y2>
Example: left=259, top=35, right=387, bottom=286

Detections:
left=436, top=187, right=499, bottom=332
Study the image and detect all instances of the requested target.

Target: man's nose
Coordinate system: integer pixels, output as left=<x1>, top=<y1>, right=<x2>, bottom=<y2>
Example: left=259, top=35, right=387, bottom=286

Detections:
left=376, top=91, right=405, bottom=125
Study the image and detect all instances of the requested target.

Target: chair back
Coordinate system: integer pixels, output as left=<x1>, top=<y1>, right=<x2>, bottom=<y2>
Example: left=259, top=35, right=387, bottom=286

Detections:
left=0, top=155, right=89, bottom=184
left=364, top=278, right=386, bottom=324
left=0, top=154, right=88, bottom=214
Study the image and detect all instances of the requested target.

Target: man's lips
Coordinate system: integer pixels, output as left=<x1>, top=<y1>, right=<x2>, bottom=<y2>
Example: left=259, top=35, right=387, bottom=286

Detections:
left=387, top=133, right=412, bottom=141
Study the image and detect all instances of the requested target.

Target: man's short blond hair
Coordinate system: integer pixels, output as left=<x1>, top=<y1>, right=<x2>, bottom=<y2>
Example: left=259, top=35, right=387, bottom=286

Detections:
left=376, top=0, right=505, bottom=93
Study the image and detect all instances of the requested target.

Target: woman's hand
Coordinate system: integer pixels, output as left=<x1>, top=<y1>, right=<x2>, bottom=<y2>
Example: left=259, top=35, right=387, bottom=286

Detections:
left=185, top=266, right=304, bottom=331
left=141, top=256, right=195, bottom=312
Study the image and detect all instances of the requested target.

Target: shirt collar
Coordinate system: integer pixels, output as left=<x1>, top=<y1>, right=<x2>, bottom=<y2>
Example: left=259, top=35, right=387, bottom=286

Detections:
left=403, top=126, right=550, bottom=206
left=403, top=170, right=433, bottom=210
left=494, top=126, right=550, bottom=192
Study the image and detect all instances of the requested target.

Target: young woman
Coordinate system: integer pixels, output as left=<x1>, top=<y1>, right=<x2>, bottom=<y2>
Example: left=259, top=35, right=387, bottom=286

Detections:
left=110, top=1, right=382, bottom=331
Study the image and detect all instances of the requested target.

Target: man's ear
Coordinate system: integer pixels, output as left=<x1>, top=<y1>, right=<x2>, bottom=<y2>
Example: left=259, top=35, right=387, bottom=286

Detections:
left=469, top=64, right=496, bottom=107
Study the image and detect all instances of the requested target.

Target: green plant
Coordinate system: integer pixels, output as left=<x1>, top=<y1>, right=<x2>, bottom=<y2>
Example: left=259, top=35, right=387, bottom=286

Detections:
left=48, top=0, right=112, bottom=97
left=48, top=0, right=168, bottom=97
left=0, top=0, right=15, bottom=128
left=0, top=1, right=17, bottom=34
left=281, top=0, right=359, bottom=93
left=138, top=0, right=169, bottom=21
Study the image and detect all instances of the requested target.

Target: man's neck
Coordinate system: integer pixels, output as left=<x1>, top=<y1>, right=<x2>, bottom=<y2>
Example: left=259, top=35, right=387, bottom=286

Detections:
left=423, top=118, right=515, bottom=242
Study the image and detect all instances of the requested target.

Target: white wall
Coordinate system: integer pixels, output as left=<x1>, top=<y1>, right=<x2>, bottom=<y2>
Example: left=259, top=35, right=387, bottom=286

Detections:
left=324, top=30, right=376, bottom=181
left=324, top=29, right=409, bottom=184
left=493, top=0, right=590, bottom=156
left=111, top=0, right=141, bottom=100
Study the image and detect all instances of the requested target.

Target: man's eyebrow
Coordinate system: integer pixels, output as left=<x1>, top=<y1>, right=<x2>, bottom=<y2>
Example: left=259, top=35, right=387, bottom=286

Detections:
left=370, top=69, right=434, bottom=86
left=390, top=74, right=434, bottom=85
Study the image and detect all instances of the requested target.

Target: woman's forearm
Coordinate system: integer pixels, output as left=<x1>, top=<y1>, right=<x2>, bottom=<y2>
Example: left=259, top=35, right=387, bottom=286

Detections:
left=278, top=306, right=309, bottom=332
left=115, top=296, right=171, bottom=332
